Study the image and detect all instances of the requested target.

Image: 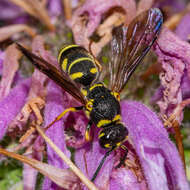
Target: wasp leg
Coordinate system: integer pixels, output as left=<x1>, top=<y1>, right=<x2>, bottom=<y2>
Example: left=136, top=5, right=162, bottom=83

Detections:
left=91, top=146, right=115, bottom=182
left=45, top=106, right=84, bottom=130
left=85, top=120, right=93, bottom=141
left=115, top=145, right=128, bottom=168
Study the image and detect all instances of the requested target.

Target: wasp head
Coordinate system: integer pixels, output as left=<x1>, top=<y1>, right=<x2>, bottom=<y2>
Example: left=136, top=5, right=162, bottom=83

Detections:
left=99, top=123, right=128, bottom=149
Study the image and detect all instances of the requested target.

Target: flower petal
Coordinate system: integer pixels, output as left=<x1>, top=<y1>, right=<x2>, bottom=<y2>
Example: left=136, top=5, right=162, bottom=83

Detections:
left=43, top=80, right=71, bottom=189
left=75, top=128, right=114, bottom=189
left=175, top=13, right=190, bottom=40
left=120, top=101, right=189, bottom=190
left=0, top=78, right=31, bottom=140
left=153, top=27, right=190, bottom=116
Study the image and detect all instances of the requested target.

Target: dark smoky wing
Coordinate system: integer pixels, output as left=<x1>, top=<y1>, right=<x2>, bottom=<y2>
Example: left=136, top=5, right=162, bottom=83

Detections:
left=16, top=43, right=86, bottom=105
left=109, top=8, right=163, bottom=93
left=109, top=25, right=127, bottom=90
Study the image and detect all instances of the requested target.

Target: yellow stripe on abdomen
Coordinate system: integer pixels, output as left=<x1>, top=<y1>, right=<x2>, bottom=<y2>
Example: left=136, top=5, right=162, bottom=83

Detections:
left=70, top=72, right=83, bottom=80
left=68, top=57, right=93, bottom=74
left=58, top=44, right=79, bottom=63
left=61, top=58, right=68, bottom=71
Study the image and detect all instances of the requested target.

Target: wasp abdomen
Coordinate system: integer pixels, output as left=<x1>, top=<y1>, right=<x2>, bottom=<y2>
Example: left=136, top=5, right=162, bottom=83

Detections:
left=58, top=45, right=98, bottom=86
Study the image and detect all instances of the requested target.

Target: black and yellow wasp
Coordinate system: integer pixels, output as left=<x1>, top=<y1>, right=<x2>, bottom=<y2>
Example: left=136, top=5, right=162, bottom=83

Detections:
left=16, top=8, right=163, bottom=182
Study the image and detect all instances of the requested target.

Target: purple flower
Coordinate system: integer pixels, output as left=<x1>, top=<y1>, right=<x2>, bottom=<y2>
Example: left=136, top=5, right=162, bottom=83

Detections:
left=68, top=100, right=189, bottom=190
left=0, top=1, right=189, bottom=189
left=175, top=13, right=190, bottom=41
left=0, top=78, right=31, bottom=140
left=153, top=27, right=190, bottom=117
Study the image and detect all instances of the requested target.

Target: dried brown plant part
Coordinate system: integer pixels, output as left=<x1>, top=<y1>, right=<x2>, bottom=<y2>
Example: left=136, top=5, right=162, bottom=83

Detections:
left=125, top=153, right=144, bottom=183
left=36, top=125, right=99, bottom=190
left=91, top=11, right=126, bottom=56
left=9, top=0, right=55, bottom=31
left=62, top=0, right=72, bottom=20
left=163, top=99, right=190, bottom=171
left=164, top=3, right=190, bottom=30
left=0, top=24, right=36, bottom=43
left=16, top=97, right=45, bottom=142
left=0, top=44, right=21, bottom=100
left=137, top=0, right=154, bottom=15
left=8, top=96, right=45, bottom=132
left=19, top=124, right=36, bottom=144
left=0, top=148, right=82, bottom=189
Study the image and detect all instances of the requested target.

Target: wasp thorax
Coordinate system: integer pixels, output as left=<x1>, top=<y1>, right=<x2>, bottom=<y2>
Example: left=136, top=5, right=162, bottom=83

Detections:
left=99, top=123, right=128, bottom=149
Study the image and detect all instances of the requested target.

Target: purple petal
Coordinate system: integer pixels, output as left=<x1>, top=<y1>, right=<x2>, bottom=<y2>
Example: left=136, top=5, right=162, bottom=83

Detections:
left=0, top=44, right=20, bottom=101
left=153, top=27, right=190, bottom=116
left=75, top=128, right=114, bottom=189
left=0, top=0, right=24, bottom=20
left=110, top=168, right=147, bottom=190
left=0, top=78, right=31, bottom=140
left=0, top=50, right=5, bottom=75
left=43, top=80, right=70, bottom=189
left=23, top=162, right=38, bottom=190
left=120, top=101, right=189, bottom=190
left=154, top=0, right=185, bottom=13
left=175, top=13, right=190, bottom=41
left=48, top=0, right=62, bottom=17
left=65, top=111, right=89, bottom=149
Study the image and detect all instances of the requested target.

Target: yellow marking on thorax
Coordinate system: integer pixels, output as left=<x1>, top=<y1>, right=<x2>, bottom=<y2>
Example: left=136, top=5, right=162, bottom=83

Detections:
left=89, top=83, right=103, bottom=92
left=113, top=114, right=121, bottom=122
left=61, top=58, right=68, bottom=71
left=68, top=57, right=92, bottom=74
left=111, top=91, right=120, bottom=101
left=70, top=72, right=83, bottom=80
left=86, top=99, right=94, bottom=112
left=81, top=88, right=87, bottom=97
left=58, top=44, right=79, bottom=63
left=97, top=119, right=111, bottom=128
left=90, top=67, right=98, bottom=74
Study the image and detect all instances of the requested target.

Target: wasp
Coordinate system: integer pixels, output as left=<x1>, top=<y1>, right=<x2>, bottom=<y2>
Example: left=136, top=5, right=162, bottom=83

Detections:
left=16, top=8, right=163, bottom=182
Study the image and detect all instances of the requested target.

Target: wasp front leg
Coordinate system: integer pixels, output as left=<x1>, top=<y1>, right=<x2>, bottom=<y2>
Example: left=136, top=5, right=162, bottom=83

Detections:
left=45, top=106, right=84, bottom=130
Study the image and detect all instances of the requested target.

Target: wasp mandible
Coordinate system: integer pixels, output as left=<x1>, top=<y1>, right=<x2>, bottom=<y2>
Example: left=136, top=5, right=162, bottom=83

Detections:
left=16, top=8, right=163, bottom=182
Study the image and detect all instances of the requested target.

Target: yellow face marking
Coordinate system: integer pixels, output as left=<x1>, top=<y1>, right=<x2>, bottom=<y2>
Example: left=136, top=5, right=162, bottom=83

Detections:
left=113, top=114, right=121, bottom=122
left=68, top=57, right=92, bottom=74
left=70, top=72, right=83, bottom=80
left=58, top=44, right=79, bottom=63
left=61, top=58, right=68, bottom=71
left=98, top=132, right=105, bottom=138
left=105, top=144, right=111, bottom=148
left=89, top=83, right=103, bottom=92
left=90, top=67, right=98, bottom=74
left=97, top=119, right=111, bottom=128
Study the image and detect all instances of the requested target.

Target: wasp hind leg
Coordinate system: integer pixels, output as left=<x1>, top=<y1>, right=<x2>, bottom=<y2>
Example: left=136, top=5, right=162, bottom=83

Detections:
left=45, top=106, right=84, bottom=130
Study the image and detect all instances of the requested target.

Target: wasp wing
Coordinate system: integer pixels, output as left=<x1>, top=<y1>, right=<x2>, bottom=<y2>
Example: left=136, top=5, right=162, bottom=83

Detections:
left=16, top=43, right=86, bottom=105
left=109, top=8, right=163, bottom=93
